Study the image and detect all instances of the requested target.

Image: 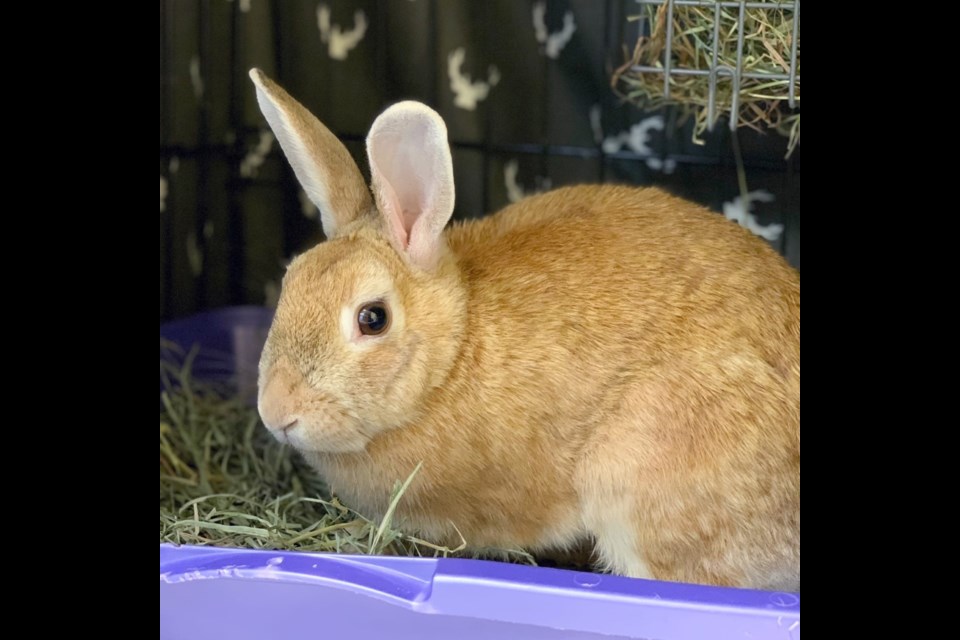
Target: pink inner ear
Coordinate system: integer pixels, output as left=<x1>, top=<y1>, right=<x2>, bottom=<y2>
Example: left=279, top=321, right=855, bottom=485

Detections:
left=370, top=128, right=433, bottom=253
left=402, top=208, right=419, bottom=235
left=372, top=161, right=410, bottom=249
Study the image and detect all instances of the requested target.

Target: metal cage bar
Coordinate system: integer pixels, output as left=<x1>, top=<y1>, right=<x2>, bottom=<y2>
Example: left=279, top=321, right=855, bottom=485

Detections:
left=788, top=0, right=800, bottom=109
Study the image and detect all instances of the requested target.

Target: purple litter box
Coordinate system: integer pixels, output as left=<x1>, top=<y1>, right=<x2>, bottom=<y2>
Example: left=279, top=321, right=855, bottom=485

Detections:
left=160, top=307, right=800, bottom=640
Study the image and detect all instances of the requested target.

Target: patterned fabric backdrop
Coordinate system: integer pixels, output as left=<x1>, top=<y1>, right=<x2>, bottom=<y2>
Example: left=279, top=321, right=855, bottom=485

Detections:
left=160, top=0, right=800, bottom=321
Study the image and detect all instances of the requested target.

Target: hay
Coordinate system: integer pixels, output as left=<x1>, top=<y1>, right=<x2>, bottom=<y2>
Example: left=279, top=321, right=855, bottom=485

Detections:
left=613, top=1, right=800, bottom=157
left=159, top=342, right=537, bottom=565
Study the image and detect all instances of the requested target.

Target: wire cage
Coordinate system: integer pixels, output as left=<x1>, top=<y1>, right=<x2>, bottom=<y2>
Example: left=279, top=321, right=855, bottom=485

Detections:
left=159, top=0, right=800, bottom=322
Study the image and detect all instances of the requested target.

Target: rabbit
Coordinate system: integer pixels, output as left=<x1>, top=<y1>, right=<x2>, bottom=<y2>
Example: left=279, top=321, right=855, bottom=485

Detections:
left=250, top=68, right=800, bottom=591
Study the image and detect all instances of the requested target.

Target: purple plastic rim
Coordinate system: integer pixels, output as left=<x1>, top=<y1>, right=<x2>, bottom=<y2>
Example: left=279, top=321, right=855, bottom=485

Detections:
left=160, top=544, right=799, bottom=640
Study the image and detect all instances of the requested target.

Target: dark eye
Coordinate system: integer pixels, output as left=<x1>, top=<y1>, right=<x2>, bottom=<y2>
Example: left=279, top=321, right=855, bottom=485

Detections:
left=357, top=302, right=390, bottom=336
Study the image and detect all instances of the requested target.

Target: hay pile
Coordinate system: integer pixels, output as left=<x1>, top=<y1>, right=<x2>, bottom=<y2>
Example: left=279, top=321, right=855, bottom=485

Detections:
left=613, top=1, right=800, bottom=156
left=159, top=343, right=537, bottom=565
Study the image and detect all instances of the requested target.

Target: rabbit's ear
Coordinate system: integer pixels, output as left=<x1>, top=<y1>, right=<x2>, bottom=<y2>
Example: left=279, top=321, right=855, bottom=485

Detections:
left=366, top=102, right=455, bottom=270
left=249, top=69, right=372, bottom=239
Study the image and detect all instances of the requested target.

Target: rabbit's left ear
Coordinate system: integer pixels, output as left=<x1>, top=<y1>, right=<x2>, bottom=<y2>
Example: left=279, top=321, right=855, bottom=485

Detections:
left=249, top=69, right=372, bottom=239
left=366, top=102, right=455, bottom=270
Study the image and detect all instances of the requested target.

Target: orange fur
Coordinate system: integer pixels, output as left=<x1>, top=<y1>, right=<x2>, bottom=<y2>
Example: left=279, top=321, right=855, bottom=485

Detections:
left=252, top=71, right=799, bottom=590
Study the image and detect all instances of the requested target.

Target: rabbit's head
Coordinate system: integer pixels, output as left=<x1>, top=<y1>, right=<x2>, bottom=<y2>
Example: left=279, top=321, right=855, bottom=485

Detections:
left=250, top=69, right=465, bottom=454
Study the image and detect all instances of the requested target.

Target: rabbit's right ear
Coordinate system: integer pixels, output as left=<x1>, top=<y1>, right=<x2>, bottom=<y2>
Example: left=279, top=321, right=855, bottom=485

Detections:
left=249, top=69, right=372, bottom=238
left=366, top=102, right=455, bottom=271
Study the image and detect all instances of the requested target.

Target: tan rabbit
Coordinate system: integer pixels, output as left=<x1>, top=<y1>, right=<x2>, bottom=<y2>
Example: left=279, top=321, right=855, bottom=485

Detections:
left=251, top=69, right=800, bottom=591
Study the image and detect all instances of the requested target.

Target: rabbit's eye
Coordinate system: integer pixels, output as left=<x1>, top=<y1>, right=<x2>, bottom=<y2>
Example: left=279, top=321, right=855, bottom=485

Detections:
left=358, top=302, right=390, bottom=336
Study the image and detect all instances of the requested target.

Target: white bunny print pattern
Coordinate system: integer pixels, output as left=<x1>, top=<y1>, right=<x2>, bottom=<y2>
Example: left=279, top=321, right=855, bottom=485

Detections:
left=317, top=4, right=368, bottom=61
left=448, top=48, right=500, bottom=111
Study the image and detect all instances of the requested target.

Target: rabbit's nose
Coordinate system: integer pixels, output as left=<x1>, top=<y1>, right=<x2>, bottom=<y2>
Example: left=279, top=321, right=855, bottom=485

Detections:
left=258, top=366, right=302, bottom=435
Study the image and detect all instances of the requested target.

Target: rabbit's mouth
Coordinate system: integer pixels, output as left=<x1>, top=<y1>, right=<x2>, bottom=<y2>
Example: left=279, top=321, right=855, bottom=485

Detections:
left=271, top=414, right=371, bottom=454
left=270, top=419, right=301, bottom=447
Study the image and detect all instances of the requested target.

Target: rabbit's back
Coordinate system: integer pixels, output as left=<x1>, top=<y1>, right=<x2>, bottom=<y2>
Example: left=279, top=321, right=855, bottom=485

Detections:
left=448, top=184, right=799, bottom=386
